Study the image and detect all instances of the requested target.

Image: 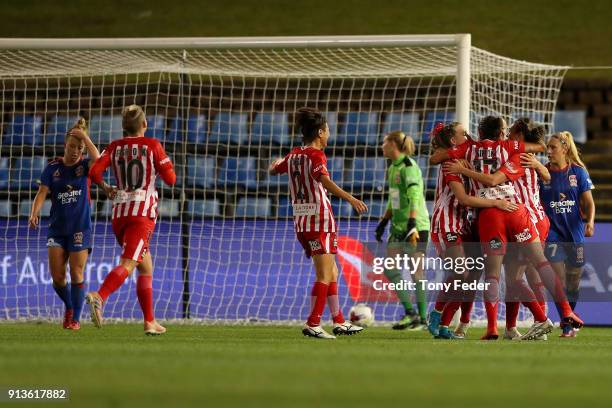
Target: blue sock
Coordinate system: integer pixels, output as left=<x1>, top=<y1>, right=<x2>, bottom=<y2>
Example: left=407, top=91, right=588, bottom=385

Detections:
left=70, top=282, right=86, bottom=322
left=53, top=283, right=72, bottom=311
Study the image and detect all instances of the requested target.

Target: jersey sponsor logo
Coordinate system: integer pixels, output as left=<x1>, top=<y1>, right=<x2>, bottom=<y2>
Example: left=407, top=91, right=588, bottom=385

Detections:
left=514, top=228, right=532, bottom=243
left=53, top=169, right=61, bottom=178
left=159, top=157, right=171, bottom=165
left=445, top=232, right=458, bottom=242
left=569, top=174, right=578, bottom=187
left=75, top=165, right=84, bottom=177
left=489, top=238, right=502, bottom=249
left=293, top=203, right=317, bottom=216
left=549, top=192, right=576, bottom=214
left=57, top=189, right=82, bottom=205
left=333, top=237, right=338, bottom=249
left=73, top=232, right=83, bottom=246
left=308, top=240, right=322, bottom=252
left=312, top=164, right=325, bottom=174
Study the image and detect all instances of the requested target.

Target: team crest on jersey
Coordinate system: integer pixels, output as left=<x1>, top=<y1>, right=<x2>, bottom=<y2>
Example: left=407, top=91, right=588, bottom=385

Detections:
left=489, top=238, right=502, bottom=249
left=74, top=165, right=84, bottom=177
left=308, top=240, right=322, bottom=252
left=569, top=175, right=578, bottom=187
left=73, top=232, right=83, bottom=245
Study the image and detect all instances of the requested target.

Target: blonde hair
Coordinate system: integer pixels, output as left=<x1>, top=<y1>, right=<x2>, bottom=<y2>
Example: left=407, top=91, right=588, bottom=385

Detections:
left=65, top=117, right=88, bottom=142
left=122, top=104, right=146, bottom=135
left=551, top=131, right=586, bottom=168
left=386, top=130, right=415, bottom=156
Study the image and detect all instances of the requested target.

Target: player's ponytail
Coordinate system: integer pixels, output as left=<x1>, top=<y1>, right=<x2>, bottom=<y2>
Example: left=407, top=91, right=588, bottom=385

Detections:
left=65, top=117, right=89, bottom=142
left=512, top=117, right=545, bottom=144
left=386, top=131, right=415, bottom=156
left=431, top=122, right=460, bottom=150
left=122, top=104, right=146, bottom=136
left=295, top=107, right=327, bottom=144
left=552, top=131, right=586, bottom=169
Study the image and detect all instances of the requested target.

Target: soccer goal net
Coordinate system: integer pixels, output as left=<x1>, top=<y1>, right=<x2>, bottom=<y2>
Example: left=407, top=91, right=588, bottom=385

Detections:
left=0, top=35, right=568, bottom=324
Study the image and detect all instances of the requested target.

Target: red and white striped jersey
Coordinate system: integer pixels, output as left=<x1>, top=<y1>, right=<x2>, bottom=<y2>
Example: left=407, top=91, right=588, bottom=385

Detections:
left=274, top=146, right=336, bottom=233
left=91, top=136, right=174, bottom=220
left=449, top=138, right=525, bottom=202
left=431, top=160, right=466, bottom=234
left=499, top=154, right=547, bottom=223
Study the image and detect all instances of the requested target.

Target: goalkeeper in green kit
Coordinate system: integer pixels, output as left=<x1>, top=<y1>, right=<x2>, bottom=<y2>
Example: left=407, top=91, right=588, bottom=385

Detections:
left=375, top=130, right=430, bottom=330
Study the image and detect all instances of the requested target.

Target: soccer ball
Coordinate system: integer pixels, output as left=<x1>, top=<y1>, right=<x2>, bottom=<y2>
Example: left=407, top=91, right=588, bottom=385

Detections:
left=349, top=303, right=374, bottom=327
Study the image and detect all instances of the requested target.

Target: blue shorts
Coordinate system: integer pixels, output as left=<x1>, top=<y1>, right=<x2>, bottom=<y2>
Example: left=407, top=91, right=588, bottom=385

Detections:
left=47, top=230, right=92, bottom=253
left=544, top=242, right=585, bottom=267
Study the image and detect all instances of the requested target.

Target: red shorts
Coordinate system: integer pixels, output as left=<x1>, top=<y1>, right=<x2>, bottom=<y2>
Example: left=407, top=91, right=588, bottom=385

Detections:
left=296, top=231, right=337, bottom=258
left=478, top=204, right=538, bottom=255
left=112, top=216, right=156, bottom=263
left=431, top=230, right=464, bottom=257
left=536, top=216, right=550, bottom=242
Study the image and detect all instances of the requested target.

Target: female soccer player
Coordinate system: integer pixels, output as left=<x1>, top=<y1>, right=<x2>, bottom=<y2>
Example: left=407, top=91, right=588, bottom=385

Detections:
left=85, top=105, right=176, bottom=336
left=442, top=116, right=582, bottom=340
left=428, top=122, right=517, bottom=339
left=445, top=118, right=553, bottom=339
left=29, top=118, right=101, bottom=330
left=269, top=107, right=367, bottom=339
left=541, top=131, right=595, bottom=337
left=374, top=131, right=430, bottom=330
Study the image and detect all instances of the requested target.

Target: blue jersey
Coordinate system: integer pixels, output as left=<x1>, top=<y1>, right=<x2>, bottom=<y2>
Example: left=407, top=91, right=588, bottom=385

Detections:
left=539, top=163, right=593, bottom=244
left=40, top=157, right=92, bottom=237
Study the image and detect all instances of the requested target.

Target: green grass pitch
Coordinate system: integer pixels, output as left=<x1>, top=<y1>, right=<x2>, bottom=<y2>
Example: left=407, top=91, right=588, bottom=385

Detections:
left=1, top=323, right=612, bottom=408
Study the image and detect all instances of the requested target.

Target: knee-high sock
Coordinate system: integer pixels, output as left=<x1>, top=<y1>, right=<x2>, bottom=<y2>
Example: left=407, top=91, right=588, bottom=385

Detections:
left=434, top=275, right=455, bottom=312
left=505, top=302, right=520, bottom=329
left=98, top=265, right=129, bottom=302
left=535, top=261, right=572, bottom=318
left=460, top=302, right=473, bottom=323
left=53, top=283, right=72, bottom=310
left=515, top=280, right=547, bottom=322
left=384, top=268, right=413, bottom=313
left=566, top=288, right=579, bottom=311
left=70, top=281, right=86, bottom=322
left=307, top=282, right=329, bottom=327
left=137, top=275, right=154, bottom=322
left=484, top=276, right=500, bottom=333
left=326, top=282, right=345, bottom=324
left=441, top=302, right=461, bottom=326
left=415, top=279, right=427, bottom=320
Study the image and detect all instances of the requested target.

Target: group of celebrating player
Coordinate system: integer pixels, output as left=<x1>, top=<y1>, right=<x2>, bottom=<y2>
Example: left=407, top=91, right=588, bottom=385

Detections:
left=30, top=104, right=595, bottom=340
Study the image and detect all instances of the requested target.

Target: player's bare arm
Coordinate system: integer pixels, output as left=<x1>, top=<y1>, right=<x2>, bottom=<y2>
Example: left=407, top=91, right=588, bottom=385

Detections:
left=448, top=181, right=517, bottom=212
left=28, top=184, right=49, bottom=229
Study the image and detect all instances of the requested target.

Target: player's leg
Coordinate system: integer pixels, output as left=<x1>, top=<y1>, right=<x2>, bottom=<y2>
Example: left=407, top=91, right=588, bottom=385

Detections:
left=522, top=240, right=580, bottom=337
left=482, top=253, right=503, bottom=340
left=86, top=218, right=152, bottom=328
left=411, top=232, right=430, bottom=328
left=67, top=249, right=89, bottom=330
left=136, top=252, right=166, bottom=336
left=436, top=243, right=467, bottom=339
left=302, top=253, right=336, bottom=339
left=48, top=243, right=72, bottom=329
left=525, top=265, right=547, bottom=313
left=329, top=259, right=363, bottom=336
left=384, top=238, right=418, bottom=330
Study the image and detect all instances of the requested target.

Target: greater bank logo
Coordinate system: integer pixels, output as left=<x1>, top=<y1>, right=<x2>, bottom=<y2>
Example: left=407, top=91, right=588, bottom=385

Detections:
left=549, top=192, right=576, bottom=214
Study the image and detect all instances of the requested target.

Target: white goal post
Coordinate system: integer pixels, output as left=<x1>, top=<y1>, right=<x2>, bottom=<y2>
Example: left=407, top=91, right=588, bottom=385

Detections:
left=0, top=35, right=567, bottom=324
